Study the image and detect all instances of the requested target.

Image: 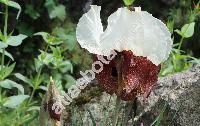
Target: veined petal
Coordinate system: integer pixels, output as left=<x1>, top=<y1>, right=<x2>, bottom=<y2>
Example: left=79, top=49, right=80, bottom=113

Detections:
left=76, top=5, right=103, bottom=54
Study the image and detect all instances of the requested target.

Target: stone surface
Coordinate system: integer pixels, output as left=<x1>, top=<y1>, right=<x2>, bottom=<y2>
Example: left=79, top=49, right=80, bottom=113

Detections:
left=64, top=66, right=200, bottom=126
left=135, top=65, right=200, bottom=126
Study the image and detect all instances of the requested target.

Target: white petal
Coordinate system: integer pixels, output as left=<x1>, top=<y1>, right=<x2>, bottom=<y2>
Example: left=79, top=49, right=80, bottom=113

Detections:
left=139, top=11, right=172, bottom=65
left=100, top=8, right=143, bottom=56
left=76, top=5, right=103, bottom=54
left=100, top=8, right=172, bottom=65
left=76, top=6, right=172, bottom=65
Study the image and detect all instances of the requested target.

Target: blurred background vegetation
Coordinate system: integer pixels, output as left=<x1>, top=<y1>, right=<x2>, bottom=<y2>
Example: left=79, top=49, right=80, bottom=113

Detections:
left=0, top=0, right=199, bottom=125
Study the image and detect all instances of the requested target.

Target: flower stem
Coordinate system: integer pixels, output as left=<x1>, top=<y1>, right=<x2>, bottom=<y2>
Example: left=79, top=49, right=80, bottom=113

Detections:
left=27, top=44, right=48, bottom=104
left=1, top=5, right=8, bottom=70
left=44, top=44, right=49, bottom=52
left=1, top=49, right=5, bottom=70
left=4, top=5, right=8, bottom=36
left=178, top=37, right=184, bottom=50
left=28, top=66, right=42, bottom=104
left=113, top=96, right=121, bottom=126
left=28, top=88, right=36, bottom=104
left=122, top=100, right=134, bottom=125
left=113, top=54, right=124, bottom=126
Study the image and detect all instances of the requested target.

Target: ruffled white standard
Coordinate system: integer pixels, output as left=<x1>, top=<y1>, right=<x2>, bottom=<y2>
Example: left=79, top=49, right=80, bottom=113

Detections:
left=76, top=5, right=172, bottom=66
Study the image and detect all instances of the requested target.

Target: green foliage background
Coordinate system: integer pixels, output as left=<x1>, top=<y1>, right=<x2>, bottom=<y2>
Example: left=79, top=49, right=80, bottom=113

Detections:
left=0, top=0, right=199, bottom=125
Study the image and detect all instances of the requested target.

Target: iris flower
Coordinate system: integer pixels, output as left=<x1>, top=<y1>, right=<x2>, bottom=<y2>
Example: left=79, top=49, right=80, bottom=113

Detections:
left=76, top=5, right=172, bottom=100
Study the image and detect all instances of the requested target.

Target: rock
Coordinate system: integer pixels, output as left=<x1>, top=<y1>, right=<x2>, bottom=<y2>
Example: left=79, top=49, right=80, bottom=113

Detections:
left=135, top=65, right=200, bottom=126
left=64, top=66, right=200, bottom=126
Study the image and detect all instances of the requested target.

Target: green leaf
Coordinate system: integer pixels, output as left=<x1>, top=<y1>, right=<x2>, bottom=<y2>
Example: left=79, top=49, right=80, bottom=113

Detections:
left=181, top=22, right=195, bottom=38
left=59, top=60, right=73, bottom=73
left=21, top=113, right=39, bottom=124
left=3, top=95, right=29, bottom=108
left=0, top=41, right=8, bottom=49
left=44, top=0, right=55, bottom=13
left=167, top=20, right=174, bottom=33
left=34, top=32, right=48, bottom=41
left=0, top=30, right=4, bottom=41
left=6, top=34, right=27, bottom=46
left=38, top=51, right=53, bottom=65
left=0, top=49, right=14, bottom=61
left=54, top=79, right=63, bottom=91
left=0, top=63, right=15, bottom=80
left=49, top=5, right=66, bottom=21
left=0, top=79, right=24, bottom=94
left=174, top=29, right=182, bottom=36
left=52, top=27, right=76, bottom=50
left=64, top=74, right=76, bottom=89
left=0, top=0, right=21, bottom=19
left=7, top=1, right=21, bottom=19
left=34, top=32, right=63, bottom=45
left=160, top=62, right=173, bottom=76
left=39, top=85, right=47, bottom=91
left=51, top=46, right=62, bottom=59
left=44, top=0, right=66, bottom=20
left=34, top=58, right=43, bottom=72
left=175, top=22, right=195, bottom=38
left=172, top=53, right=191, bottom=72
left=27, top=106, right=40, bottom=111
left=25, top=4, right=40, bottom=19
left=123, top=0, right=135, bottom=6
left=14, top=73, right=33, bottom=88
left=189, top=57, right=200, bottom=64
left=33, top=74, right=45, bottom=88
left=4, top=50, right=14, bottom=60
